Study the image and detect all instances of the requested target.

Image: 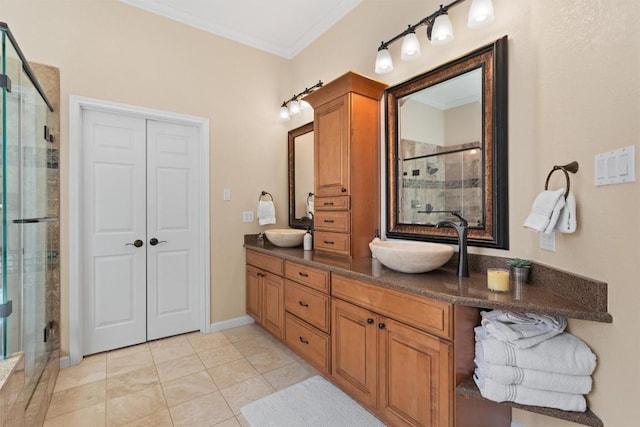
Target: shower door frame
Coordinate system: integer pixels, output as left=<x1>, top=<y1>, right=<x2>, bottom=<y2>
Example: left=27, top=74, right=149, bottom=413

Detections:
left=67, top=95, right=211, bottom=367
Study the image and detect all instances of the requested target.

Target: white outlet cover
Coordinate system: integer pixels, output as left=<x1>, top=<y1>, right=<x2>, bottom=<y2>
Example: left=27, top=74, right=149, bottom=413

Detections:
left=540, top=231, right=556, bottom=252
left=242, top=211, right=254, bottom=223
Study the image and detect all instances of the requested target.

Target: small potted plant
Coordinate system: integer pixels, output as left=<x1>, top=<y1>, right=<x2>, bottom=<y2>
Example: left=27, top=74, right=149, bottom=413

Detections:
left=507, top=258, right=532, bottom=284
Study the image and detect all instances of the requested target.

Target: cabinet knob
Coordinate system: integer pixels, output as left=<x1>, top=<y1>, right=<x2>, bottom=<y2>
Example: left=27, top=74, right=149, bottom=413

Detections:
left=378, top=322, right=386, bottom=330
left=367, top=318, right=374, bottom=325
left=299, top=336, right=309, bottom=345
left=341, top=187, right=347, bottom=193
left=298, top=301, right=309, bottom=308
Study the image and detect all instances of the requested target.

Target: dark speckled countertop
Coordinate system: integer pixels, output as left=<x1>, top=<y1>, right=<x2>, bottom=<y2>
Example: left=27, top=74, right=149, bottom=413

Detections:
left=245, top=237, right=612, bottom=323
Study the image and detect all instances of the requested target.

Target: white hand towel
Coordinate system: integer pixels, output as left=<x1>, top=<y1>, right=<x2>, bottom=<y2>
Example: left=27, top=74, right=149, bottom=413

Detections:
left=523, top=189, right=566, bottom=233
left=257, top=200, right=276, bottom=225
left=474, top=360, right=592, bottom=394
left=555, top=191, right=577, bottom=233
left=480, top=310, right=567, bottom=348
left=475, top=330, right=597, bottom=376
left=473, top=375, right=587, bottom=412
left=307, top=199, right=314, bottom=218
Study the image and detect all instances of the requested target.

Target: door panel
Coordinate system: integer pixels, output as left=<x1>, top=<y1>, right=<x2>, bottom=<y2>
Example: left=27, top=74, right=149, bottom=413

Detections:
left=146, top=120, right=200, bottom=340
left=83, top=110, right=147, bottom=355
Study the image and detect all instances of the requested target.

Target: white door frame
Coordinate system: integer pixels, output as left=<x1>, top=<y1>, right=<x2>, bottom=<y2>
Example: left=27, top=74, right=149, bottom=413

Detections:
left=68, top=95, right=210, bottom=366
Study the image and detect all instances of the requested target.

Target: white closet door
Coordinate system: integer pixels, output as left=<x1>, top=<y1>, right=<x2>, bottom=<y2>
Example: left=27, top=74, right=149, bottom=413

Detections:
left=82, top=110, right=147, bottom=355
left=146, top=120, right=200, bottom=340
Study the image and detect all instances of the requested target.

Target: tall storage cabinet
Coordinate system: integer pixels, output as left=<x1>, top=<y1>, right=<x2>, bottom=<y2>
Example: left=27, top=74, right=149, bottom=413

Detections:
left=304, top=72, right=387, bottom=258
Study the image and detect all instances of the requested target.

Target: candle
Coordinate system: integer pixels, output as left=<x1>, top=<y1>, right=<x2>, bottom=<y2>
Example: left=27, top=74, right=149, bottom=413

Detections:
left=487, top=268, right=510, bottom=292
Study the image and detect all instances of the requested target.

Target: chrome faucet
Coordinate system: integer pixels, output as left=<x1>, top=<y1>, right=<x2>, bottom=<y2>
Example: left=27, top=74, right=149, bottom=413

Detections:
left=436, top=212, right=469, bottom=278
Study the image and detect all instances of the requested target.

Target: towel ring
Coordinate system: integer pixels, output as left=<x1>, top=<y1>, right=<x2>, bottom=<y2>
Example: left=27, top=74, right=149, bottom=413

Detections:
left=306, top=192, right=314, bottom=204
left=258, top=191, right=273, bottom=201
left=544, top=161, right=579, bottom=199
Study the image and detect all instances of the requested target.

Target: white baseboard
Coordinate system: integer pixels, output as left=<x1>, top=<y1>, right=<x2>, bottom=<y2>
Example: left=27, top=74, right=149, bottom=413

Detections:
left=59, top=356, right=71, bottom=369
left=209, top=315, right=254, bottom=332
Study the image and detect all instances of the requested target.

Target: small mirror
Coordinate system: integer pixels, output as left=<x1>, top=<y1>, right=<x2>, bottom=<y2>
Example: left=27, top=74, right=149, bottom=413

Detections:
left=386, top=37, right=508, bottom=248
left=288, top=122, right=314, bottom=229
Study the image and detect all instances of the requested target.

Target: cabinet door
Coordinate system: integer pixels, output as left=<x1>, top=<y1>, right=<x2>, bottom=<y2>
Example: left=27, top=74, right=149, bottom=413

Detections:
left=378, top=317, right=452, bottom=427
left=331, top=298, right=377, bottom=408
left=262, top=273, right=284, bottom=340
left=246, top=265, right=262, bottom=323
left=314, top=94, right=350, bottom=197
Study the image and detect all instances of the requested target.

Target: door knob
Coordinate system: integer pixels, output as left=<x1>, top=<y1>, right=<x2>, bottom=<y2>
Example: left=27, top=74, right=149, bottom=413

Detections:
left=125, top=239, right=144, bottom=248
left=149, top=238, right=167, bottom=246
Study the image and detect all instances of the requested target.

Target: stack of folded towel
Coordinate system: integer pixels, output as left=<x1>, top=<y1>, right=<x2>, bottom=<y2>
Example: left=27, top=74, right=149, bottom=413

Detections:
left=523, top=188, right=577, bottom=234
left=474, top=310, right=596, bottom=412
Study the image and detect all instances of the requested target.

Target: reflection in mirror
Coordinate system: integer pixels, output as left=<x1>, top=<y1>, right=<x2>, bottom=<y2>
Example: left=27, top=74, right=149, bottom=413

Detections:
left=288, top=122, right=314, bottom=229
left=387, top=36, right=508, bottom=248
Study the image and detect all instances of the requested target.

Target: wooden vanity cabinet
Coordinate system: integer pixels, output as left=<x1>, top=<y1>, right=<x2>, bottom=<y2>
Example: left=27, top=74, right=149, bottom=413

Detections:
left=245, top=250, right=284, bottom=340
left=304, top=71, right=387, bottom=258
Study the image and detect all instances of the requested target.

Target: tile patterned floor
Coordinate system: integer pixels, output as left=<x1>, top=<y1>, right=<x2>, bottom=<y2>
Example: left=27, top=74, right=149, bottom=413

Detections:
left=44, top=324, right=319, bottom=427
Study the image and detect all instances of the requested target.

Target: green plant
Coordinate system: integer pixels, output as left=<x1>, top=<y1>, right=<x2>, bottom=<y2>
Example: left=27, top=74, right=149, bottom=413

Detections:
left=507, top=258, right=531, bottom=268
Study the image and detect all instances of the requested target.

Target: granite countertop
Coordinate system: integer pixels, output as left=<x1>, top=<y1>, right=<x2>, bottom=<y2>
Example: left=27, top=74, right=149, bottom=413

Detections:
left=245, top=239, right=612, bottom=323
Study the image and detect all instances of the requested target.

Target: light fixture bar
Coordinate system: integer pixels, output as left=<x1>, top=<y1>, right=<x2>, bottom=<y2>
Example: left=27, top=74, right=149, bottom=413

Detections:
left=279, top=80, right=324, bottom=121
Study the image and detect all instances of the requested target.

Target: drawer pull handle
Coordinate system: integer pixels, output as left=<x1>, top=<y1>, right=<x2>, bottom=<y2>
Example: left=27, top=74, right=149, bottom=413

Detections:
left=299, top=336, right=309, bottom=345
left=298, top=301, right=309, bottom=308
left=378, top=322, right=386, bottom=330
left=323, top=219, right=335, bottom=223
left=324, top=240, right=334, bottom=245
left=367, top=318, right=374, bottom=325
left=298, top=272, right=309, bottom=277
left=323, top=202, right=334, bottom=206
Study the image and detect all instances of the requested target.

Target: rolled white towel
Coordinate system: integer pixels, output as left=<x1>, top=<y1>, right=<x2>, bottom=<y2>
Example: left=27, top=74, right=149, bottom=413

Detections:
left=480, top=310, right=567, bottom=348
left=474, top=360, right=592, bottom=395
left=555, top=191, right=577, bottom=233
left=474, top=374, right=586, bottom=412
left=257, top=200, right=276, bottom=225
left=475, top=331, right=596, bottom=376
left=523, top=189, right=566, bottom=233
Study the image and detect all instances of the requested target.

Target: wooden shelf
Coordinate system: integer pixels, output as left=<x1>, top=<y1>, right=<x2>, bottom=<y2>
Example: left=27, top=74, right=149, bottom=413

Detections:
left=456, top=376, right=603, bottom=427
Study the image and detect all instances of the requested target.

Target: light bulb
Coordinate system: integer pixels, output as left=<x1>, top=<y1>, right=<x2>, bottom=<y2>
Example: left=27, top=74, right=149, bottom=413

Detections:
left=279, top=106, right=290, bottom=121
left=401, top=31, right=421, bottom=61
left=375, top=47, right=394, bottom=74
left=289, top=100, right=301, bottom=115
left=300, top=100, right=312, bottom=112
left=430, top=13, right=454, bottom=46
left=468, top=0, right=495, bottom=29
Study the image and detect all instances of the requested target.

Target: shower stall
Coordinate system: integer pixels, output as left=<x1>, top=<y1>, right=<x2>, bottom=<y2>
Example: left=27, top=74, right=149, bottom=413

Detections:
left=1, top=21, right=60, bottom=420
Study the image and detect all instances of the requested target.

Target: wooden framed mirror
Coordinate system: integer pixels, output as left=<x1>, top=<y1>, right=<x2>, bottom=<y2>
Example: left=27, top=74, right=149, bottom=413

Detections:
left=288, top=122, right=314, bottom=229
left=386, top=36, right=508, bottom=248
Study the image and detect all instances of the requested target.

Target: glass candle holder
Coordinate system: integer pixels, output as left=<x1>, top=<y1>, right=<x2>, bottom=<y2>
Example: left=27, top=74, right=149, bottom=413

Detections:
left=487, top=268, right=510, bottom=292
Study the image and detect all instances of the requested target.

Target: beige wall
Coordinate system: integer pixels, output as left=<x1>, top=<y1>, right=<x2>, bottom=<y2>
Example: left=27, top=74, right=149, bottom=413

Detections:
left=291, top=1, right=639, bottom=425
left=2, top=0, right=638, bottom=425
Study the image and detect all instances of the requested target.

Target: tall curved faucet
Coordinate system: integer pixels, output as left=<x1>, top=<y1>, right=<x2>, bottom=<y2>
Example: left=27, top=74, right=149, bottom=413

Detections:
left=436, top=212, right=469, bottom=277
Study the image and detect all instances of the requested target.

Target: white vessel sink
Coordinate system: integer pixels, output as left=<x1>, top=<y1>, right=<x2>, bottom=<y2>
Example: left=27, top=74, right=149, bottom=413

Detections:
left=265, top=229, right=306, bottom=248
left=369, top=239, right=454, bottom=273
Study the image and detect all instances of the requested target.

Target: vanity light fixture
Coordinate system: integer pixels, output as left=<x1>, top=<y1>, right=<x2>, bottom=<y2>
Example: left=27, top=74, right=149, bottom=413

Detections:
left=374, top=0, right=495, bottom=75
left=279, top=80, right=324, bottom=121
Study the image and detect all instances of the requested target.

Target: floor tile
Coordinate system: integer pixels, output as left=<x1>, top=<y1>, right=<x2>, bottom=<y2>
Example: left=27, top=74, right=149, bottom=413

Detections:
left=46, top=380, right=106, bottom=419
left=120, top=409, right=173, bottom=427
left=156, top=353, right=205, bottom=383
left=263, top=361, right=314, bottom=391
left=169, top=391, right=233, bottom=426
left=221, top=324, right=265, bottom=343
left=208, top=359, right=259, bottom=389
left=107, top=343, right=150, bottom=360
left=219, top=376, right=274, bottom=415
left=149, top=335, right=195, bottom=364
left=187, top=331, right=232, bottom=353
left=233, top=335, right=281, bottom=357
left=246, top=347, right=295, bottom=374
left=106, top=384, right=167, bottom=426
left=162, top=370, right=217, bottom=407
left=54, top=354, right=106, bottom=392
left=43, top=402, right=106, bottom=427
left=107, top=349, right=155, bottom=378
left=236, top=414, right=251, bottom=427
left=106, top=366, right=160, bottom=400
left=213, top=417, right=241, bottom=427
left=198, top=343, right=244, bottom=369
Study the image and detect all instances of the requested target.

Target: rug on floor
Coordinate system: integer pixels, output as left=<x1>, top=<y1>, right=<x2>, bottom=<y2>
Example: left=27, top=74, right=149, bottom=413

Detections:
left=241, top=375, right=386, bottom=427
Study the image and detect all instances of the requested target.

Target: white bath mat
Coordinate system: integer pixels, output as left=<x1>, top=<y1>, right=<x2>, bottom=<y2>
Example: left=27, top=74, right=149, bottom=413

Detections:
left=241, top=375, right=386, bottom=427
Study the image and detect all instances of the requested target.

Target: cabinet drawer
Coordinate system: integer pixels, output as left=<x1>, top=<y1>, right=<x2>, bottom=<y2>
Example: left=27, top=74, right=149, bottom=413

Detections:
left=314, top=196, right=350, bottom=211
left=285, top=313, right=330, bottom=374
left=285, top=280, right=331, bottom=333
left=314, top=231, right=350, bottom=256
left=332, top=274, right=452, bottom=340
left=314, top=211, right=350, bottom=233
left=284, top=261, right=330, bottom=293
left=246, top=250, right=283, bottom=275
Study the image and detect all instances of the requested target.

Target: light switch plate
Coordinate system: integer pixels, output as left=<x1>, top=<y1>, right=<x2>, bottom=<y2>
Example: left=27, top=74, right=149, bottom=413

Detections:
left=223, top=188, right=231, bottom=201
left=595, top=145, right=636, bottom=186
left=242, top=211, right=254, bottom=223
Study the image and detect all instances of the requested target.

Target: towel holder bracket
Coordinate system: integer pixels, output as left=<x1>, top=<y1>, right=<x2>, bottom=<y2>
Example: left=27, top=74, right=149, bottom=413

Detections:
left=545, top=161, right=579, bottom=199
left=259, top=191, right=273, bottom=201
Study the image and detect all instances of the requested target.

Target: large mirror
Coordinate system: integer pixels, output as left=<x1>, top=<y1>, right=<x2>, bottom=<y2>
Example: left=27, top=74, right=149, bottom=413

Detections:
left=288, top=122, right=314, bottom=229
left=386, top=36, right=508, bottom=248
